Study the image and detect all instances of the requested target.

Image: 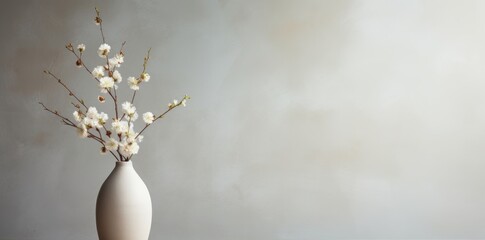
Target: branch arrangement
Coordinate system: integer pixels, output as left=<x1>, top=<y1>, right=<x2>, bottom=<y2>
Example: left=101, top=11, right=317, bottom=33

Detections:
left=39, top=8, right=189, bottom=162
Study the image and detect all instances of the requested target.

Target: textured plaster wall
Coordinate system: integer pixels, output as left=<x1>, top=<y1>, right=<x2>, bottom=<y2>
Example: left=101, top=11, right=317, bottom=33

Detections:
left=2, top=0, right=485, bottom=239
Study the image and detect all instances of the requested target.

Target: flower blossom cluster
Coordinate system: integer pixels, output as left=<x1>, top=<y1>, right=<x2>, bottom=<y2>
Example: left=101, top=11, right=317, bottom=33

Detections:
left=40, top=9, right=189, bottom=162
left=72, top=104, right=145, bottom=157
left=72, top=40, right=189, bottom=159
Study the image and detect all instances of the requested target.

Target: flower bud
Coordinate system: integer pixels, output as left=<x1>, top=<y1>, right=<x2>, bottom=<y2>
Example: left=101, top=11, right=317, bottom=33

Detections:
left=65, top=43, right=74, bottom=51
left=94, top=16, right=102, bottom=25
left=77, top=44, right=86, bottom=52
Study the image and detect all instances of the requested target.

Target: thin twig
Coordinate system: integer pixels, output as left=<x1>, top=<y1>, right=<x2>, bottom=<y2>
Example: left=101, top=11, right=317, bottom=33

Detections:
left=93, top=9, right=119, bottom=122
left=119, top=41, right=126, bottom=55
left=39, top=102, right=76, bottom=126
left=134, top=96, right=188, bottom=140
left=71, top=102, right=81, bottom=109
left=134, top=48, right=151, bottom=105
left=96, top=128, right=104, bottom=141
left=39, top=102, right=120, bottom=161
left=120, top=48, right=150, bottom=120
left=113, top=86, right=119, bottom=119
left=131, top=91, right=137, bottom=103
left=65, top=44, right=99, bottom=83
left=142, top=48, right=151, bottom=73
left=44, top=70, right=88, bottom=111
left=65, top=44, right=118, bottom=105
left=95, top=7, right=106, bottom=43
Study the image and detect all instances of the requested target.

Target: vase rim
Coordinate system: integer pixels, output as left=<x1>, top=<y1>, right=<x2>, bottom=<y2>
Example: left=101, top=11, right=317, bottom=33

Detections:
left=116, top=160, right=132, bottom=165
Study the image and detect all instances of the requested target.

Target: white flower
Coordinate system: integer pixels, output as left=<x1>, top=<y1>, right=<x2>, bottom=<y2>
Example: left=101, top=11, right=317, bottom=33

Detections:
left=112, top=70, right=122, bottom=83
left=131, top=112, right=139, bottom=121
left=123, top=112, right=138, bottom=121
left=99, top=77, right=114, bottom=90
left=168, top=99, right=178, bottom=108
left=181, top=99, right=187, bottom=107
left=112, top=120, right=128, bottom=134
left=116, top=53, right=124, bottom=63
left=105, top=138, right=119, bottom=151
left=143, top=112, right=154, bottom=124
left=125, top=126, right=137, bottom=140
left=122, top=102, right=136, bottom=115
left=77, top=124, right=88, bottom=138
left=73, top=110, right=82, bottom=122
left=83, top=118, right=98, bottom=128
left=86, top=107, right=98, bottom=119
left=98, top=43, right=111, bottom=58
left=140, top=72, right=150, bottom=82
left=137, top=135, right=144, bottom=143
left=98, top=112, right=108, bottom=124
left=108, top=58, right=117, bottom=68
left=108, top=53, right=124, bottom=68
left=77, top=44, right=86, bottom=52
left=119, top=140, right=140, bottom=157
left=84, top=107, right=101, bottom=128
left=92, top=66, right=105, bottom=79
left=127, top=77, right=139, bottom=90
left=131, top=142, right=140, bottom=155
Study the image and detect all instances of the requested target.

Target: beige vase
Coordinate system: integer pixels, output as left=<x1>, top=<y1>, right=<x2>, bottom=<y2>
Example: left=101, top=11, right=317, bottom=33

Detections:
left=96, top=161, right=152, bottom=240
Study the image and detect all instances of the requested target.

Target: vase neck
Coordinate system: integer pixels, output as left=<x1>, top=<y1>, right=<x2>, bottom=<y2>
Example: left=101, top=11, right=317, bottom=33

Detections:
left=115, top=161, right=133, bottom=167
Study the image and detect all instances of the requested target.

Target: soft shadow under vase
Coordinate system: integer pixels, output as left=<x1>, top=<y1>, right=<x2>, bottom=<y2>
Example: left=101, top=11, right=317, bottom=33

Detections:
left=96, top=161, right=152, bottom=240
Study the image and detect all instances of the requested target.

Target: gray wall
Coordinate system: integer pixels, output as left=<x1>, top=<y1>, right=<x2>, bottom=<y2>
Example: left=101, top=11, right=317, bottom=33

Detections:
left=2, top=0, right=485, bottom=239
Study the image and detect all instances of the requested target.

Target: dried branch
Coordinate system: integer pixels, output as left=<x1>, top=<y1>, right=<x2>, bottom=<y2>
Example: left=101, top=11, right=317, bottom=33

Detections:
left=134, top=95, right=189, bottom=140
left=39, top=102, right=76, bottom=126
left=131, top=48, right=151, bottom=105
left=119, top=41, right=126, bottom=56
left=65, top=43, right=118, bottom=107
left=42, top=8, right=189, bottom=162
left=44, top=70, right=88, bottom=111
left=95, top=7, right=106, bottom=43
left=39, top=102, right=120, bottom=161
left=65, top=43, right=99, bottom=83
left=121, top=48, right=151, bottom=120
left=142, top=48, right=151, bottom=73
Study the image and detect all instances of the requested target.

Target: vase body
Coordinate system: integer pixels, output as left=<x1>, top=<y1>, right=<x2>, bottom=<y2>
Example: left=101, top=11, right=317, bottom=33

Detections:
left=96, top=161, right=152, bottom=240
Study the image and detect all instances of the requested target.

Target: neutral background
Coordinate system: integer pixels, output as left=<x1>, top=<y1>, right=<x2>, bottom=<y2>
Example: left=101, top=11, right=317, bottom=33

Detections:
left=2, top=0, right=485, bottom=239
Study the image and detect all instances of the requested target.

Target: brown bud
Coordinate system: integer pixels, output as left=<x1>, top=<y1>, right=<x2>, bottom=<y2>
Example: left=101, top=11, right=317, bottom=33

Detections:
left=95, top=16, right=102, bottom=25
left=98, top=96, right=105, bottom=103
left=76, top=59, right=82, bottom=67
left=65, top=43, right=73, bottom=51
left=101, top=146, right=107, bottom=154
left=106, top=130, right=112, bottom=137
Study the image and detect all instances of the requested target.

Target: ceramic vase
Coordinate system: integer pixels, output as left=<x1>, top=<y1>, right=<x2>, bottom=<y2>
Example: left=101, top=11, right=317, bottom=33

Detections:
left=96, top=161, right=152, bottom=240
